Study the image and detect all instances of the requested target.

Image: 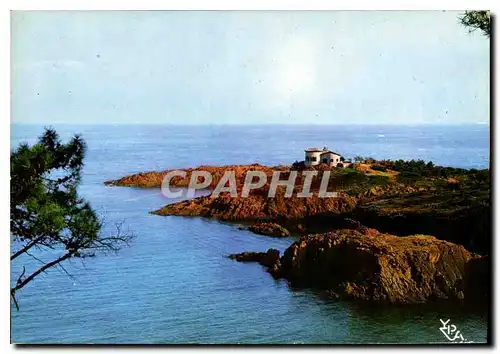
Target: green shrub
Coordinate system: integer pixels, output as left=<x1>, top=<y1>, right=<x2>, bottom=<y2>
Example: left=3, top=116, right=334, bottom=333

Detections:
left=396, top=170, right=423, bottom=183
left=371, top=164, right=388, bottom=172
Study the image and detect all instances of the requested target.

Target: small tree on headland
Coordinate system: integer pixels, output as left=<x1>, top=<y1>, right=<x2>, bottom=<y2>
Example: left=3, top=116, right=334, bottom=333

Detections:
left=459, top=10, right=491, bottom=37
left=11, top=128, right=134, bottom=310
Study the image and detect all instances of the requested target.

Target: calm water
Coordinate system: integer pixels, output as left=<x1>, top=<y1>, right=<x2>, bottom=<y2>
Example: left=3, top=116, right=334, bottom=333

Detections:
left=11, top=124, right=490, bottom=344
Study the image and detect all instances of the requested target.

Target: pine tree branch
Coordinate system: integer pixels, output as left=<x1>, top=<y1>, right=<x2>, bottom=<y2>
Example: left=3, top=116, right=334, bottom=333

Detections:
left=11, top=252, right=73, bottom=297
left=11, top=235, right=46, bottom=261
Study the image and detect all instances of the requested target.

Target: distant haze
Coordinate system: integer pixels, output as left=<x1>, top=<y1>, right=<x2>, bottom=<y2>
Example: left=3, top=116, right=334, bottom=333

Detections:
left=11, top=11, right=490, bottom=125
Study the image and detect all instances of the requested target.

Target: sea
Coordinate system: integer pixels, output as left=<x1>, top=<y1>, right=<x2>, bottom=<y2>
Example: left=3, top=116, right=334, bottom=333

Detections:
left=10, top=124, right=490, bottom=344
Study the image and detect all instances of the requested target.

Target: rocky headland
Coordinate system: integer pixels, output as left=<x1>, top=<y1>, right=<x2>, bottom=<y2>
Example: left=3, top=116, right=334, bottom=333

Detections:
left=104, top=163, right=281, bottom=189
left=106, top=161, right=490, bottom=254
left=228, top=227, right=489, bottom=304
left=105, top=160, right=490, bottom=303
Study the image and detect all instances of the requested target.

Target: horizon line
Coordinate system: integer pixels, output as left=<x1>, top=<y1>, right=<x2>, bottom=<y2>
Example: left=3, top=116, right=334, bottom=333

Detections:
left=10, top=122, right=491, bottom=126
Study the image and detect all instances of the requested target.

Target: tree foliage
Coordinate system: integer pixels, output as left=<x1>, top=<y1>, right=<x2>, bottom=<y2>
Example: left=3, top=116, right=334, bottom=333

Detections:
left=11, top=128, right=133, bottom=309
left=378, top=158, right=490, bottom=184
left=459, top=10, right=491, bottom=37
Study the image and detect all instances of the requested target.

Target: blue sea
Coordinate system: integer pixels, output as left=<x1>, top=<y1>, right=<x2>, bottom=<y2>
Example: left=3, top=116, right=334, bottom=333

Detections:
left=10, top=124, right=490, bottom=344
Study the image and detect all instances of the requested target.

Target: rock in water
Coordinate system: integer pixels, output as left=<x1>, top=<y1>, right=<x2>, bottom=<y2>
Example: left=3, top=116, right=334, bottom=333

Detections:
left=278, top=228, right=476, bottom=304
left=248, top=222, right=290, bottom=237
left=228, top=249, right=280, bottom=268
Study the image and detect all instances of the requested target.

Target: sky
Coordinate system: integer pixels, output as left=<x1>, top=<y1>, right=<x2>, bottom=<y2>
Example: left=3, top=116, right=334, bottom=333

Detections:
left=11, top=11, right=490, bottom=125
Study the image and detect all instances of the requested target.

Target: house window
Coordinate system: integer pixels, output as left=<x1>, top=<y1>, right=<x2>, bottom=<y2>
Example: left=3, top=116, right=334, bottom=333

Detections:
left=322, top=158, right=328, bottom=163
left=305, top=156, right=310, bottom=162
left=311, top=156, right=317, bottom=162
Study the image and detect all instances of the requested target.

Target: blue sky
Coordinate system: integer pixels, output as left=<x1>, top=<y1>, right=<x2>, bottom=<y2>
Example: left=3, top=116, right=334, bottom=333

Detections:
left=11, top=11, right=489, bottom=125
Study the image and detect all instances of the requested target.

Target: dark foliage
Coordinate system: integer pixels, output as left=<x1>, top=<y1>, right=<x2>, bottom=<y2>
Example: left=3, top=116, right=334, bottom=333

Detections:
left=10, top=128, right=133, bottom=309
left=378, top=159, right=490, bottom=184
left=459, top=10, right=491, bottom=37
left=371, top=164, right=388, bottom=172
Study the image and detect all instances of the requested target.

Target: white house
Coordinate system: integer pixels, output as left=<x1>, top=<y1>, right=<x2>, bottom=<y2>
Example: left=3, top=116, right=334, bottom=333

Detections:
left=304, top=147, right=342, bottom=167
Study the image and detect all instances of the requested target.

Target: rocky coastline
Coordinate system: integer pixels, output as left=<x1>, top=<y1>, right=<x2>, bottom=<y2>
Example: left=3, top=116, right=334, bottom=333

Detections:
left=228, top=227, right=489, bottom=304
left=105, top=161, right=491, bottom=304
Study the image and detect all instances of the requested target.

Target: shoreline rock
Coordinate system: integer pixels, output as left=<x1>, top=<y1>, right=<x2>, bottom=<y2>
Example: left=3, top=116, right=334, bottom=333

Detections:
left=228, top=249, right=280, bottom=269
left=248, top=222, right=290, bottom=237
left=151, top=192, right=357, bottom=221
left=229, top=228, right=489, bottom=304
